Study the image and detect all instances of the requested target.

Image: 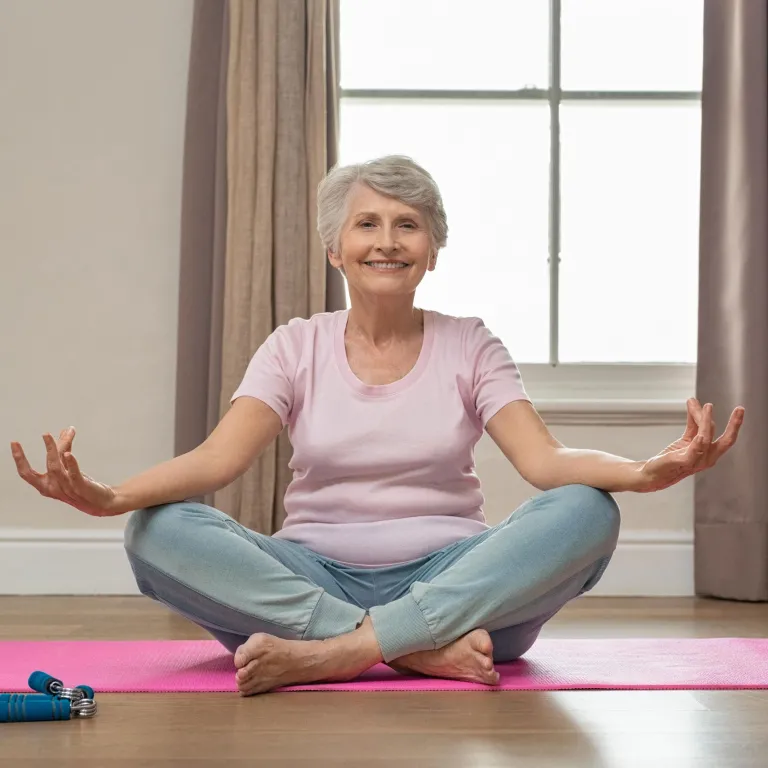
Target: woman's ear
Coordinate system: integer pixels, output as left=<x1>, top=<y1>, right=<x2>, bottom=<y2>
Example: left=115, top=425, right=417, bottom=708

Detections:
left=328, top=250, right=345, bottom=276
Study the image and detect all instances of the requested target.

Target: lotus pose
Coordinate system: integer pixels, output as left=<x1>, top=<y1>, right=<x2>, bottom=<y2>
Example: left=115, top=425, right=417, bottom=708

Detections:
left=12, top=156, right=745, bottom=696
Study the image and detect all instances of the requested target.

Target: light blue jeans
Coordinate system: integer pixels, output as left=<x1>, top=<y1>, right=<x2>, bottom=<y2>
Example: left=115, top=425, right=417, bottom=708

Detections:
left=123, top=484, right=620, bottom=663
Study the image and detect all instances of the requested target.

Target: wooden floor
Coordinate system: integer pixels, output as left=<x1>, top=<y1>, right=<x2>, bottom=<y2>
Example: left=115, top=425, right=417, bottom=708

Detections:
left=2, top=596, right=768, bottom=767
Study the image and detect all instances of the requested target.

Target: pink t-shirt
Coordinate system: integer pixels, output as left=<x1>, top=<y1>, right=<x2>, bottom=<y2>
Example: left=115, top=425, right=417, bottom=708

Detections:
left=230, top=309, right=531, bottom=568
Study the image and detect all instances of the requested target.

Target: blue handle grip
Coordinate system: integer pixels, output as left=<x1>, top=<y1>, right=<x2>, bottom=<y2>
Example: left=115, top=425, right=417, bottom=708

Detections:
left=27, top=671, right=95, bottom=700
left=1, top=693, right=71, bottom=722
left=28, top=671, right=61, bottom=696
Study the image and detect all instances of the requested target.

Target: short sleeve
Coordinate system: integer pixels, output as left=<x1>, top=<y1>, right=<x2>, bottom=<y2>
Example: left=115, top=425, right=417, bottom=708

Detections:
left=229, top=319, right=304, bottom=427
left=464, top=317, right=531, bottom=426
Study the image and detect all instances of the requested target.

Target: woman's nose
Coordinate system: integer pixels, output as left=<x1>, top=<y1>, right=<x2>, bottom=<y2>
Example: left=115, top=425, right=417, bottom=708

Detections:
left=376, top=226, right=398, bottom=251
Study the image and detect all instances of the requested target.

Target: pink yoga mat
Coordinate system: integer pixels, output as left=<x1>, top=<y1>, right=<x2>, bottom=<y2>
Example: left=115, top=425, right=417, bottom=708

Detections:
left=1, top=638, right=766, bottom=692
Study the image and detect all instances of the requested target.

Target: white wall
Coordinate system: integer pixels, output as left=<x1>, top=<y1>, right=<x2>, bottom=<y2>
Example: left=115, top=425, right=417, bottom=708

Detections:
left=1, top=0, right=192, bottom=532
left=0, top=0, right=694, bottom=595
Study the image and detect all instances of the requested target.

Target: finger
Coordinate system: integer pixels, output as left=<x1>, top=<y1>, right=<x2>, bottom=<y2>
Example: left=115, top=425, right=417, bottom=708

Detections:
left=712, top=406, right=745, bottom=459
left=57, top=426, right=75, bottom=453
left=43, top=433, right=64, bottom=473
left=689, top=398, right=704, bottom=426
left=61, top=451, right=87, bottom=494
left=686, top=433, right=708, bottom=468
left=42, top=434, right=71, bottom=495
left=49, top=450, right=88, bottom=509
left=701, top=403, right=715, bottom=444
left=683, top=400, right=698, bottom=440
left=10, top=442, right=46, bottom=490
left=60, top=453, right=109, bottom=514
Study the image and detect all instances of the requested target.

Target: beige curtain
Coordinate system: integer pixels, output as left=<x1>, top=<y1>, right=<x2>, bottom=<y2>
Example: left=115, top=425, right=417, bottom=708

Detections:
left=695, top=0, right=768, bottom=600
left=175, top=0, right=344, bottom=534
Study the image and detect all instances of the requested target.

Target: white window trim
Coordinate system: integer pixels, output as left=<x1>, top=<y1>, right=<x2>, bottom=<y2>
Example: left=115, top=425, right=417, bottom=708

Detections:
left=521, top=363, right=695, bottom=426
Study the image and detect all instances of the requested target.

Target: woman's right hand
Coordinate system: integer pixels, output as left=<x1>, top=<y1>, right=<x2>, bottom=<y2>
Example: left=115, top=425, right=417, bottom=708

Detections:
left=10, top=427, right=126, bottom=517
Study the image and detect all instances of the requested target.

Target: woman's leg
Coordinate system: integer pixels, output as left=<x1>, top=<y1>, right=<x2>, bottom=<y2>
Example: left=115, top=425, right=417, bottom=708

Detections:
left=486, top=607, right=563, bottom=663
left=368, top=484, right=621, bottom=663
left=123, top=501, right=367, bottom=654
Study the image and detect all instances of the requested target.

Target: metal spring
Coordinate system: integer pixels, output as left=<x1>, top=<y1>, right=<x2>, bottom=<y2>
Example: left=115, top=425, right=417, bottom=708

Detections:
left=49, top=683, right=86, bottom=703
left=71, top=698, right=97, bottom=719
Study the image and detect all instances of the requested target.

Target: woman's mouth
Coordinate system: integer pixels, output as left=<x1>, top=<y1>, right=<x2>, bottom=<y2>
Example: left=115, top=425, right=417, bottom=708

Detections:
left=363, top=261, right=409, bottom=271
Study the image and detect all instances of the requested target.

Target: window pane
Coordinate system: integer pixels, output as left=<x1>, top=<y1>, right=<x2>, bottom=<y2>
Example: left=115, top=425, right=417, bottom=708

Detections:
left=559, top=103, right=700, bottom=363
left=340, top=100, right=550, bottom=362
left=561, top=0, right=704, bottom=91
left=340, top=0, right=549, bottom=91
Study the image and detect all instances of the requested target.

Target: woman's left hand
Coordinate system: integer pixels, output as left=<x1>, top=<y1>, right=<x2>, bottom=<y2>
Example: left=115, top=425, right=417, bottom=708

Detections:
left=634, top=398, right=745, bottom=493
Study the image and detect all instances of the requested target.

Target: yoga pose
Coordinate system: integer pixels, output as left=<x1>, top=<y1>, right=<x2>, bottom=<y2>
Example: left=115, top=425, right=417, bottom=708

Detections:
left=12, top=156, right=744, bottom=696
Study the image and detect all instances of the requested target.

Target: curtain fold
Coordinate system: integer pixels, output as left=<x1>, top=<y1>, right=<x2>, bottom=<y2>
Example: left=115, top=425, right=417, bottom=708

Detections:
left=176, top=0, right=343, bottom=533
left=174, top=0, right=229, bottom=467
left=695, top=0, right=768, bottom=600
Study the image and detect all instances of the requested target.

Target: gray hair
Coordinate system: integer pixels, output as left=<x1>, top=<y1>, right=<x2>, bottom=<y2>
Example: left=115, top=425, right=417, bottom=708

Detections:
left=317, top=155, right=448, bottom=255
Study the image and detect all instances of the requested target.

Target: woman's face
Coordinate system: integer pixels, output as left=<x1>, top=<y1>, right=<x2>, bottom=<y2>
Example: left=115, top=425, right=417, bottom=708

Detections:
left=328, top=184, right=436, bottom=298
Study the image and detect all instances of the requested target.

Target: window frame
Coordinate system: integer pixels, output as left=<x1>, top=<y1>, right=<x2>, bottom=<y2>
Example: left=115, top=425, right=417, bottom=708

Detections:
left=340, top=0, right=701, bottom=405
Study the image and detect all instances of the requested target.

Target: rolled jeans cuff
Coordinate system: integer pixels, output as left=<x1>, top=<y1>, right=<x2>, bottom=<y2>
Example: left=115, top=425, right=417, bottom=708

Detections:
left=369, top=592, right=436, bottom=662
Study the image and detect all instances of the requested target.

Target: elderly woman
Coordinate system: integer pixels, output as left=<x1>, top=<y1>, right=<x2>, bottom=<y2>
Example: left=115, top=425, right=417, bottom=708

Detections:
left=12, top=156, right=744, bottom=696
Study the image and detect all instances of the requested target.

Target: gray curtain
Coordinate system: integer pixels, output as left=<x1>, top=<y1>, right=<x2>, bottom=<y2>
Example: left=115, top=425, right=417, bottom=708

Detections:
left=175, top=0, right=344, bottom=533
left=695, top=0, right=768, bottom=600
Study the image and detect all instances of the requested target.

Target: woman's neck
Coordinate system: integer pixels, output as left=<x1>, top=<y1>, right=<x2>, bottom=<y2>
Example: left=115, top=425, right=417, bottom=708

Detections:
left=346, top=297, right=423, bottom=348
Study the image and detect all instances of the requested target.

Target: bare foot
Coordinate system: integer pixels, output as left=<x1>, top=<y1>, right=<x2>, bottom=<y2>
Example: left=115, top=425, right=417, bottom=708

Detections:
left=389, top=629, right=500, bottom=686
left=233, top=617, right=382, bottom=696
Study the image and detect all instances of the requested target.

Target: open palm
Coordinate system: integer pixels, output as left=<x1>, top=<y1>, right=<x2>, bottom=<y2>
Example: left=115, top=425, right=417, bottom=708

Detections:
left=637, top=398, right=745, bottom=493
left=10, top=427, right=121, bottom=516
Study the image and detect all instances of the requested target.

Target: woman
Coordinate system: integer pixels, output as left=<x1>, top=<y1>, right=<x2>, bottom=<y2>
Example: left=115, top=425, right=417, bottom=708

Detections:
left=11, top=156, right=744, bottom=696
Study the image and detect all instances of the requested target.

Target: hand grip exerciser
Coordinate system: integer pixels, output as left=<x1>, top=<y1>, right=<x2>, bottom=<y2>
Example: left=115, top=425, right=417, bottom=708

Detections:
left=27, top=671, right=95, bottom=702
left=1, top=693, right=96, bottom=722
left=1, top=670, right=97, bottom=722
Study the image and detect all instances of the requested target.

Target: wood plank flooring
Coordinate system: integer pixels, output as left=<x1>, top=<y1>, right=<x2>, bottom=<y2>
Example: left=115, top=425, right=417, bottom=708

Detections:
left=2, top=596, right=767, bottom=767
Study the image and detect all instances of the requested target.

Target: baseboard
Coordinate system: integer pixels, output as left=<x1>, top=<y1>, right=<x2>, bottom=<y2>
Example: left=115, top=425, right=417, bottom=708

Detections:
left=587, top=530, right=694, bottom=597
left=0, top=528, right=694, bottom=596
left=0, top=528, right=141, bottom=596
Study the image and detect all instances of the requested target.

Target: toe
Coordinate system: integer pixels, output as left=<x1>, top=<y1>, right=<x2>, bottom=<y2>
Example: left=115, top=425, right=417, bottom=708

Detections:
left=474, top=657, right=498, bottom=685
left=237, top=669, right=265, bottom=696
left=238, top=681, right=257, bottom=697
left=236, top=659, right=259, bottom=682
left=234, top=633, right=271, bottom=671
left=469, top=629, right=494, bottom=657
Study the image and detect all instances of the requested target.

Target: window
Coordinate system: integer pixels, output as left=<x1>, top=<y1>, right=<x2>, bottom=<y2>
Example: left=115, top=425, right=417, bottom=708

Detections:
left=339, top=0, right=703, bottom=398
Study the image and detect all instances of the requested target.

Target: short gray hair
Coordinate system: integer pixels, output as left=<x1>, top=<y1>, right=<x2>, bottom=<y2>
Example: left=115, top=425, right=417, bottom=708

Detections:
left=317, top=155, right=448, bottom=254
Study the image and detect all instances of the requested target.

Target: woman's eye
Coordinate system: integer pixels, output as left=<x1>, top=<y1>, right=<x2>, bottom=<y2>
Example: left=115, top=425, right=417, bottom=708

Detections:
left=358, top=220, right=416, bottom=229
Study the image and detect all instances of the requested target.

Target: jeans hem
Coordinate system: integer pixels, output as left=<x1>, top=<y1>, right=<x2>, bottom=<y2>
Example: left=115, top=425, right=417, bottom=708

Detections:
left=369, top=592, right=436, bottom=662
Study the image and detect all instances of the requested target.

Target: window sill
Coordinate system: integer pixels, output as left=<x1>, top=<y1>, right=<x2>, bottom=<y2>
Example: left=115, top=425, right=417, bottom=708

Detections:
left=533, top=399, right=687, bottom=426
left=520, top=363, right=695, bottom=426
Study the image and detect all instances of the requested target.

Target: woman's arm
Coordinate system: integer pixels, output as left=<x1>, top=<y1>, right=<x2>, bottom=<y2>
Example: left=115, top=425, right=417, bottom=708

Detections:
left=112, top=397, right=283, bottom=513
left=534, top=447, right=642, bottom=493
left=486, top=400, right=642, bottom=493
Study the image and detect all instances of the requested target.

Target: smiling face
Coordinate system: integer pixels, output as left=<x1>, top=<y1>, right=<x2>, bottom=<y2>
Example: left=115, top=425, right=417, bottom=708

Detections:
left=328, top=183, right=436, bottom=298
